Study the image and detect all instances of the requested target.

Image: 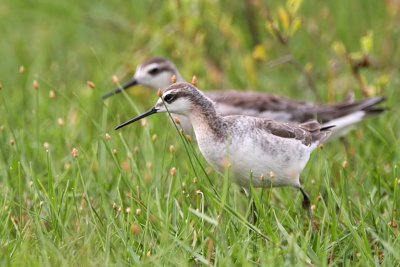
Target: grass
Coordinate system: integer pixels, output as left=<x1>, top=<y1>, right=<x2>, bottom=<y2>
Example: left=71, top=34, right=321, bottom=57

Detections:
left=0, top=0, right=399, bottom=265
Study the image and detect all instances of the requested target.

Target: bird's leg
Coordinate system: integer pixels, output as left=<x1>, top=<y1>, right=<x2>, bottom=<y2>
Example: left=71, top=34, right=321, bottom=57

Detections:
left=299, top=186, right=317, bottom=230
left=299, top=187, right=311, bottom=210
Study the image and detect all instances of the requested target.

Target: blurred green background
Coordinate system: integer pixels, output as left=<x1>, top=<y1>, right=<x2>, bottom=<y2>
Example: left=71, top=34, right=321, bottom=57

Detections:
left=0, top=0, right=399, bottom=266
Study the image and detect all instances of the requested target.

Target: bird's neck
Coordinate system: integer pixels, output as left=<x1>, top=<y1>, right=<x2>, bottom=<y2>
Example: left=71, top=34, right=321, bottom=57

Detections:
left=186, top=105, right=227, bottom=141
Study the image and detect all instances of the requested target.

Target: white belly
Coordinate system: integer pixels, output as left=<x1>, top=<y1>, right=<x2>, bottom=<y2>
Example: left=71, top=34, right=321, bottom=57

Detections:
left=197, top=133, right=312, bottom=189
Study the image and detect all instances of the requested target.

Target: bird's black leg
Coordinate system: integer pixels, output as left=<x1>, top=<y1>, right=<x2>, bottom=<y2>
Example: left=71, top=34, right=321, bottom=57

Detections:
left=299, top=187, right=311, bottom=210
left=299, top=186, right=316, bottom=228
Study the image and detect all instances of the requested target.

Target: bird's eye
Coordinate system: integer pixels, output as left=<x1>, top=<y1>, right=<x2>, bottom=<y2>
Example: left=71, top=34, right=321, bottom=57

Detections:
left=148, top=67, right=160, bottom=75
left=163, top=93, right=176, bottom=103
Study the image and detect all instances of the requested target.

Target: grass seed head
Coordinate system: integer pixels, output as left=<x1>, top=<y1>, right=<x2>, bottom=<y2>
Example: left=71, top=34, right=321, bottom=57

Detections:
left=269, top=171, right=276, bottom=179
left=365, top=85, right=376, bottom=97
left=169, top=145, right=176, bottom=153
left=121, top=160, right=130, bottom=171
left=170, top=167, right=177, bottom=176
left=112, top=75, right=119, bottom=84
left=87, top=80, right=95, bottom=89
left=131, top=223, right=142, bottom=236
left=141, top=118, right=148, bottom=128
left=171, top=75, right=177, bottom=84
left=388, top=220, right=398, bottom=228
left=0, top=125, right=5, bottom=132
left=10, top=139, right=15, bottom=146
left=33, top=80, right=39, bottom=90
left=49, top=90, right=56, bottom=99
left=191, top=75, right=198, bottom=86
left=342, top=160, right=348, bottom=168
left=57, top=118, right=65, bottom=126
left=221, top=158, right=232, bottom=169
left=312, top=219, right=320, bottom=231
left=43, top=142, right=50, bottom=150
left=125, top=207, right=131, bottom=214
left=19, top=65, right=25, bottom=73
left=206, top=167, right=214, bottom=175
left=105, top=133, right=111, bottom=141
left=135, top=208, right=142, bottom=216
left=174, top=117, right=181, bottom=125
left=146, top=162, right=153, bottom=169
left=152, top=134, right=157, bottom=143
left=64, top=163, right=71, bottom=171
left=71, top=148, right=79, bottom=158
left=112, top=148, right=118, bottom=155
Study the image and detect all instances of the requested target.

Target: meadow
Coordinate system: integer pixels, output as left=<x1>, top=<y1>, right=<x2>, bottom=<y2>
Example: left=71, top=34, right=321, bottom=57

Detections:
left=0, top=0, right=399, bottom=266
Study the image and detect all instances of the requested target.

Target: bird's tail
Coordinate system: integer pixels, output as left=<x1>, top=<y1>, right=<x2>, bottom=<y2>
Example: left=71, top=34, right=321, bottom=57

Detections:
left=322, top=96, right=386, bottom=141
left=333, top=96, right=387, bottom=117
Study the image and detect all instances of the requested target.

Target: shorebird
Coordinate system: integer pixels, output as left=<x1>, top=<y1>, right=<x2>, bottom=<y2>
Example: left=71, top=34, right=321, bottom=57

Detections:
left=115, top=82, right=333, bottom=208
left=103, top=57, right=385, bottom=140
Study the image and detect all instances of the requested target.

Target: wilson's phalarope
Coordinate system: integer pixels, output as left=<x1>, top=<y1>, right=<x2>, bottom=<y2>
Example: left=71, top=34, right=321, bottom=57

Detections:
left=115, top=82, right=333, bottom=208
left=104, top=57, right=385, bottom=140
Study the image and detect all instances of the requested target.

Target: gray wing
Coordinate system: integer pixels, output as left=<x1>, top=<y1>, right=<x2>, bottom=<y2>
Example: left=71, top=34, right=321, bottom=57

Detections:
left=253, top=119, right=332, bottom=146
left=206, top=91, right=385, bottom=123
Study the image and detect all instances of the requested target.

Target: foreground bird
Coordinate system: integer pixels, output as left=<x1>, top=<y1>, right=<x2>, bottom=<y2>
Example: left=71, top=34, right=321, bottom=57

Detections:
left=115, top=82, right=333, bottom=208
left=103, top=57, right=385, bottom=140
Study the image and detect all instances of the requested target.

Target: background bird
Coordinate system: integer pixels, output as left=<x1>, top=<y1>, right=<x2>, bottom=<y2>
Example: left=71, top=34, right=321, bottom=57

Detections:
left=103, top=57, right=385, bottom=141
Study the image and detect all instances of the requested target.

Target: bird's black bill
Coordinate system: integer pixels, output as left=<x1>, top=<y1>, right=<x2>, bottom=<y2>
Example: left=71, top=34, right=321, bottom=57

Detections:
left=102, top=78, right=138, bottom=100
left=115, top=107, right=158, bottom=130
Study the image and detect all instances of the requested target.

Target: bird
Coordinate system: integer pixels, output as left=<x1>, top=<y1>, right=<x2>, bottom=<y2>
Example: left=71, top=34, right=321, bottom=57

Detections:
left=115, top=82, right=334, bottom=208
left=103, top=57, right=385, bottom=141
